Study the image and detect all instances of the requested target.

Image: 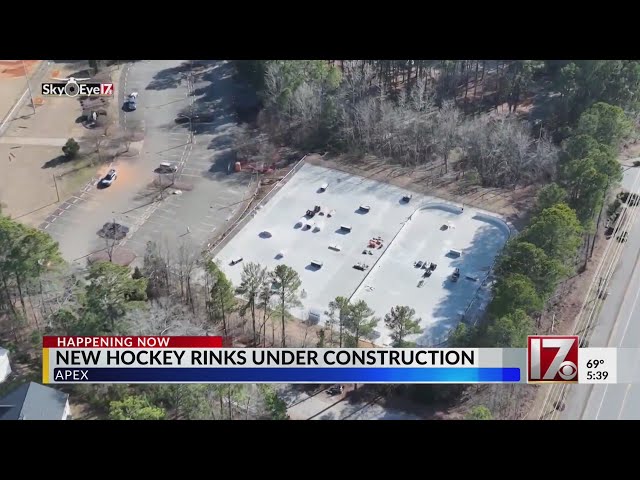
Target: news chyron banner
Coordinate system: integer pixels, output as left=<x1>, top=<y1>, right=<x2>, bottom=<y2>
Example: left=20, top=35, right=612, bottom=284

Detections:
left=42, top=335, right=618, bottom=385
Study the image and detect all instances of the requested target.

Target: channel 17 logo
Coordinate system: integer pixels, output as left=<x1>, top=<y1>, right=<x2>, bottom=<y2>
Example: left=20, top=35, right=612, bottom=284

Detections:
left=527, top=336, right=579, bottom=383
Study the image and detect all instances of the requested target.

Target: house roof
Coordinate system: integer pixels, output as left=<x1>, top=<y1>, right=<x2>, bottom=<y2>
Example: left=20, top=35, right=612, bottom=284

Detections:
left=0, top=382, right=69, bottom=420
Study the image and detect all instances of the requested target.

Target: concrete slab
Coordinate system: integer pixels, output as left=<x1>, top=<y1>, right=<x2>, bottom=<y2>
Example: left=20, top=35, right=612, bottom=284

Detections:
left=351, top=206, right=510, bottom=346
left=214, top=163, right=510, bottom=346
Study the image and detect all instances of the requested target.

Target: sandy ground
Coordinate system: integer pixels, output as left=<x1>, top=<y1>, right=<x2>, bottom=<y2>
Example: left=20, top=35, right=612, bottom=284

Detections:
left=1, top=61, right=122, bottom=227
left=0, top=61, right=41, bottom=125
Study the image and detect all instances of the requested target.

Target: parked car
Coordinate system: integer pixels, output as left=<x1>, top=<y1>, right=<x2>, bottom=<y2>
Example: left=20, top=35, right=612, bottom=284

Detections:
left=128, top=98, right=137, bottom=111
left=100, top=169, right=117, bottom=186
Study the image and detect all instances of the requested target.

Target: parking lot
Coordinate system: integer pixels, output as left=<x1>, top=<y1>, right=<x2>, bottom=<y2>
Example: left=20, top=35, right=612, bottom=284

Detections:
left=215, top=163, right=510, bottom=346
left=118, top=61, right=250, bottom=257
left=38, top=60, right=250, bottom=264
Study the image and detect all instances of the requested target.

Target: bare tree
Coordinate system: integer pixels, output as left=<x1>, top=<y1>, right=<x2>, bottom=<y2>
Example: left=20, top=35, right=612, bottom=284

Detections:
left=531, top=136, right=559, bottom=184
left=409, top=76, right=435, bottom=113
left=461, top=118, right=558, bottom=188
left=341, top=61, right=378, bottom=105
left=143, top=241, right=170, bottom=299
left=175, top=239, right=199, bottom=311
left=264, top=63, right=288, bottom=110
left=433, top=101, right=462, bottom=173
left=105, top=236, right=117, bottom=263
left=289, top=82, right=323, bottom=146
left=88, top=115, right=115, bottom=163
left=127, top=298, right=208, bottom=335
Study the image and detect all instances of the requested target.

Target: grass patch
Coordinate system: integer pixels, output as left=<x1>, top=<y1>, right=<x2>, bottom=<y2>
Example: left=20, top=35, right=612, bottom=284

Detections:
left=57, top=157, right=98, bottom=197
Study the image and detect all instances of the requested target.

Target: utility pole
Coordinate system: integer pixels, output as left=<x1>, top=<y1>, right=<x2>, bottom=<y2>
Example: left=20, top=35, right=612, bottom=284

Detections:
left=21, top=60, right=36, bottom=115
left=52, top=174, right=60, bottom=202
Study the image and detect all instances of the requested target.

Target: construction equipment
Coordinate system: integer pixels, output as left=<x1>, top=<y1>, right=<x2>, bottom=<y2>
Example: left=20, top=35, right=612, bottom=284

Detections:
left=451, top=267, right=460, bottom=282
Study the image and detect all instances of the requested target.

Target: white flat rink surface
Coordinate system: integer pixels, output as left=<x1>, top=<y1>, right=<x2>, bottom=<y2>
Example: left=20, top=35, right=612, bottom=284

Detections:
left=215, top=163, right=510, bottom=346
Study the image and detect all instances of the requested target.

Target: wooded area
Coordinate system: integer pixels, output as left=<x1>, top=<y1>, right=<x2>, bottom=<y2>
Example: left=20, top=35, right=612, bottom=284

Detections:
left=231, top=59, right=640, bottom=416
left=2, top=60, right=640, bottom=419
left=0, top=216, right=438, bottom=418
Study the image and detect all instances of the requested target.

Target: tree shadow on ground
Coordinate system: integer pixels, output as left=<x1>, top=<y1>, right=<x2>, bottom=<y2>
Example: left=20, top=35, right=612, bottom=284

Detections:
left=146, top=62, right=191, bottom=91
left=174, top=62, right=243, bottom=144
left=42, top=155, right=71, bottom=169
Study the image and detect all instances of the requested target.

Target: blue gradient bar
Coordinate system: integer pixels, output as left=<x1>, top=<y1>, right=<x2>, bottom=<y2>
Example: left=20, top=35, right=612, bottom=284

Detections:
left=52, top=367, right=520, bottom=383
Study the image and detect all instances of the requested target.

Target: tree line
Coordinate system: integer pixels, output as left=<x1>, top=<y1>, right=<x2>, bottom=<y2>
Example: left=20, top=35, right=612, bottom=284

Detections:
left=232, top=60, right=636, bottom=350
left=234, top=60, right=640, bottom=188
left=231, top=60, right=639, bottom=416
left=231, top=260, right=425, bottom=349
left=449, top=101, right=632, bottom=350
left=0, top=220, right=294, bottom=419
left=3, top=59, right=639, bottom=418
left=0, top=215, right=434, bottom=418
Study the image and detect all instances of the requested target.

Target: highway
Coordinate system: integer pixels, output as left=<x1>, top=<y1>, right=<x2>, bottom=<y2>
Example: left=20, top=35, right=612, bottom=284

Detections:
left=553, top=165, right=640, bottom=419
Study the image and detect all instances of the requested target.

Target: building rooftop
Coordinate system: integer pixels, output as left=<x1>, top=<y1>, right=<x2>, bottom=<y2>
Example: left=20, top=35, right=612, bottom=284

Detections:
left=0, top=381, right=69, bottom=420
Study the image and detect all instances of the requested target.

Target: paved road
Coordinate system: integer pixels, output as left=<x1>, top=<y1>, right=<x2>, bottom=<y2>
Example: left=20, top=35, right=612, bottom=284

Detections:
left=278, top=385, right=421, bottom=420
left=118, top=60, right=249, bottom=260
left=561, top=165, right=640, bottom=419
left=39, top=60, right=250, bottom=265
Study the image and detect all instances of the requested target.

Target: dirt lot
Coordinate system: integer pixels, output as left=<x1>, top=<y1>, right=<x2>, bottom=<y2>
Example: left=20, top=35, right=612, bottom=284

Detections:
left=0, top=61, right=125, bottom=227
left=0, top=61, right=42, bottom=124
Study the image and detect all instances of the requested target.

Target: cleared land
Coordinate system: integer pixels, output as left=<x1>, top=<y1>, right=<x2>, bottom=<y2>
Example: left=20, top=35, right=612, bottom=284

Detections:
left=215, top=163, right=510, bottom=346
